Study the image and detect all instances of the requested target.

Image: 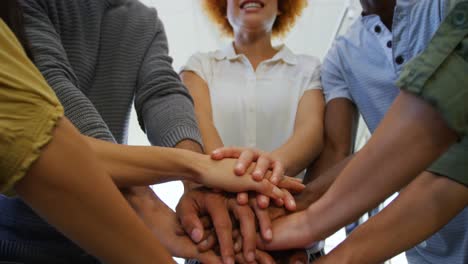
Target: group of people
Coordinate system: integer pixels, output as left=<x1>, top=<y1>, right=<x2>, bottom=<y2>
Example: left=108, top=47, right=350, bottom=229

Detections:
left=0, top=0, right=466, bottom=263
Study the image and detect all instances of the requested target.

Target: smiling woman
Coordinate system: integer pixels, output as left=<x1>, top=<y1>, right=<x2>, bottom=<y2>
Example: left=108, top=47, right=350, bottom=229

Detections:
left=202, top=0, right=308, bottom=38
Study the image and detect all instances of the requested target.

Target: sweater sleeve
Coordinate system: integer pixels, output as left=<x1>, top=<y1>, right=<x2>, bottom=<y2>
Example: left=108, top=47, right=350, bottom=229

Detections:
left=135, top=17, right=202, bottom=148
left=21, top=0, right=116, bottom=142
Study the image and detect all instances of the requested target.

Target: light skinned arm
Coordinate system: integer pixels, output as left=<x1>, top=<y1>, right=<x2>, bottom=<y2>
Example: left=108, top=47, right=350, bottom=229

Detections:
left=318, top=171, right=468, bottom=264
left=260, top=91, right=460, bottom=250
left=85, top=136, right=301, bottom=199
left=269, top=89, right=325, bottom=178
left=16, top=118, right=175, bottom=264
left=180, top=71, right=224, bottom=153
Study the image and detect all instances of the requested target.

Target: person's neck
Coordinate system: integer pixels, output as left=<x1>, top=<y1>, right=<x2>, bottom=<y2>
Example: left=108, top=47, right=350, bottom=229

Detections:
left=362, top=0, right=396, bottom=31
left=233, top=31, right=276, bottom=70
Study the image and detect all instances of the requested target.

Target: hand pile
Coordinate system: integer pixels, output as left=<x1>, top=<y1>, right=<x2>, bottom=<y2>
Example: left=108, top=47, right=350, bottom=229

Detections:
left=175, top=147, right=308, bottom=264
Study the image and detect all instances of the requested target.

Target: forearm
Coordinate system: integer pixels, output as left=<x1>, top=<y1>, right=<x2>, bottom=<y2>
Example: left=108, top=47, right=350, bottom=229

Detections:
left=303, top=144, right=351, bottom=184
left=303, top=98, right=357, bottom=184
left=85, top=137, right=202, bottom=187
left=16, top=118, right=174, bottom=264
left=198, top=120, right=224, bottom=154
left=321, top=172, right=468, bottom=264
left=174, top=139, right=207, bottom=192
left=271, top=129, right=323, bottom=177
left=295, top=156, right=352, bottom=211
left=306, top=92, right=460, bottom=241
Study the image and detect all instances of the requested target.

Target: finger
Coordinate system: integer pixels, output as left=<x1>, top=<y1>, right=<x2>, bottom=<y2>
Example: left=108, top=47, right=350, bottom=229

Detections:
left=206, top=197, right=235, bottom=264
left=269, top=160, right=285, bottom=185
left=234, top=234, right=242, bottom=254
left=274, top=198, right=284, bottom=207
left=235, top=150, right=258, bottom=176
left=175, top=222, right=185, bottom=236
left=197, top=231, right=217, bottom=252
left=251, top=155, right=271, bottom=181
left=230, top=201, right=257, bottom=263
left=211, top=147, right=244, bottom=160
left=233, top=229, right=241, bottom=239
left=176, top=199, right=205, bottom=243
left=255, top=180, right=284, bottom=200
left=256, top=195, right=270, bottom=209
left=237, top=192, right=249, bottom=205
left=197, top=250, right=224, bottom=264
left=250, top=199, right=273, bottom=241
left=277, top=177, right=306, bottom=193
left=200, top=216, right=213, bottom=229
left=286, top=250, right=308, bottom=264
left=281, top=189, right=297, bottom=211
left=256, top=250, right=276, bottom=264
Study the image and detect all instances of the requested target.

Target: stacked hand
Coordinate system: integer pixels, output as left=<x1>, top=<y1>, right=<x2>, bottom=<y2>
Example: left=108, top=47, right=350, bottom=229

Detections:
left=176, top=147, right=310, bottom=263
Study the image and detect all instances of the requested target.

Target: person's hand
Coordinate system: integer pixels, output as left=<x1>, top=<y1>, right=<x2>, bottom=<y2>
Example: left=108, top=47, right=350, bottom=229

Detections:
left=233, top=206, right=308, bottom=264
left=124, top=187, right=222, bottom=263
left=199, top=156, right=305, bottom=202
left=212, top=147, right=285, bottom=184
left=257, top=208, right=317, bottom=251
left=210, top=147, right=302, bottom=210
left=176, top=188, right=262, bottom=264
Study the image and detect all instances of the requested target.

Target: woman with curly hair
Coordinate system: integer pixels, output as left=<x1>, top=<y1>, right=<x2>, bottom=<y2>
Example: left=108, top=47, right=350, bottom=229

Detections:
left=179, top=0, right=325, bottom=262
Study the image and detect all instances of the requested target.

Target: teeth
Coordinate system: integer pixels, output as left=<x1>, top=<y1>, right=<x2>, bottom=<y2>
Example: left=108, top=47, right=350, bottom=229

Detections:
left=243, top=2, right=262, bottom=9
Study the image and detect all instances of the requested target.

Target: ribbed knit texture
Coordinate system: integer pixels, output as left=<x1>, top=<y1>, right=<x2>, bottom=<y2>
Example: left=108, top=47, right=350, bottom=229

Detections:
left=20, top=0, right=202, bottom=146
left=0, top=0, right=202, bottom=261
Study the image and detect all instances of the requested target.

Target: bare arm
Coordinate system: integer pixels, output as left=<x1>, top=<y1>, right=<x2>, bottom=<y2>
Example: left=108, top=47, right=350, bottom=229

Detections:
left=319, top=171, right=468, bottom=264
left=261, top=91, right=460, bottom=250
left=180, top=71, right=224, bottom=153
left=16, top=118, right=175, bottom=264
left=270, top=90, right=325, bottom=177
left=303, top=98, right=358, bottom=184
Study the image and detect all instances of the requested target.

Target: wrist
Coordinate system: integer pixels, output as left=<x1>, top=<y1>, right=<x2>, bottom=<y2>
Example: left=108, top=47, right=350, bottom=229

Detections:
left=185, top=152, right=211, bottom=184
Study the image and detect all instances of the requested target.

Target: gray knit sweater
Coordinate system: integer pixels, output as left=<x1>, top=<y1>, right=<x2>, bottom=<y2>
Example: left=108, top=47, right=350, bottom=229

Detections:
left=21, top=0, right=202, bottom=146
left=0, top=0, right=201, bottom=261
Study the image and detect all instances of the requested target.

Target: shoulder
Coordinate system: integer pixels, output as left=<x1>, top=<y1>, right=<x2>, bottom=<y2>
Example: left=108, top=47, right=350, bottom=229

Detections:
left=294, top=54, right=321, bottom=74
left=184, top=51, right=219, bottom=68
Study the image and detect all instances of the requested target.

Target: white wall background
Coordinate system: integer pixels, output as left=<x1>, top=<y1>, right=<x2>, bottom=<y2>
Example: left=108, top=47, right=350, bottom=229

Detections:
left=127, top=1, right=406, bottom=263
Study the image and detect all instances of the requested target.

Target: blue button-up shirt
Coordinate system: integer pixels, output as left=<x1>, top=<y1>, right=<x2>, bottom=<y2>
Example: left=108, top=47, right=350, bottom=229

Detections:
left=322, top=0, right=468, bottom=263
left=322, top=0, right=450, bottom=132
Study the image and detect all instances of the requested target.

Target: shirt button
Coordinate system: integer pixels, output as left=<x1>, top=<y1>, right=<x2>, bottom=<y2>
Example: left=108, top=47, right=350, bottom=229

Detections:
left=387, top=41, right=392, bottom=48
left=395, top=55, right=405, bottom=65
left=452, top=7, right=467, bottom=27
left=374, top=25, right=382, bottom=33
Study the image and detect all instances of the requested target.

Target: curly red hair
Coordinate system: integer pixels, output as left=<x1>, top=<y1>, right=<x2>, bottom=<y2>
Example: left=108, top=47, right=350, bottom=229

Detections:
left=202, top=0, right=308, bottom=38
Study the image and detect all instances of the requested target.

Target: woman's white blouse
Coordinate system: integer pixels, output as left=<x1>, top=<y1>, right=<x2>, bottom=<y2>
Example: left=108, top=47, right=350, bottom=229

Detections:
left=182, top=44, right=322, bottom=154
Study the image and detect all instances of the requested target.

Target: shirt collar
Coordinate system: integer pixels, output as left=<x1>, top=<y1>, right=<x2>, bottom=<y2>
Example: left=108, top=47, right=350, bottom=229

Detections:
left=214, top=43, right=298, bottom=65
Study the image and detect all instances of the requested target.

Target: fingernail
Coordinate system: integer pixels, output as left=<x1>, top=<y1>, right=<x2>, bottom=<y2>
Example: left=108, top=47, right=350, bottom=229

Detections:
left=212, top=150, right=220, bottom=155
left=247, top=251, right=255, bottom=262
left=200, top=239, right=209, bottom=248
left=234, top=241, right=241, bottom=252
left=290, top=198, right=296, bottom=208
left=224, top=256, right=234, bottom=264
left=265, top=229, right=273, bottom=240
left=254, top=169, right=261, bottom=175
left=191, top=229, right=202, bottom=242
left=236, top=164, right=244, bottom=171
